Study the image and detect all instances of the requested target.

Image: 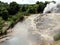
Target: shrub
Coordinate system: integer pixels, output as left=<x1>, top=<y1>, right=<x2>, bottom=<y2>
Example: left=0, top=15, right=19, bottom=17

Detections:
left=54, top=33, right=60, bottom=41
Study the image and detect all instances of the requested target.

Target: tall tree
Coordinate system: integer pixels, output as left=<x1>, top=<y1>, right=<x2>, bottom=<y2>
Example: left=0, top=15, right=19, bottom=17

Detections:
left=8, top=2, right=20, bottom=15
left=36, top=1, right=40, bottom=4
left=37, top=2, right=45, bottom=13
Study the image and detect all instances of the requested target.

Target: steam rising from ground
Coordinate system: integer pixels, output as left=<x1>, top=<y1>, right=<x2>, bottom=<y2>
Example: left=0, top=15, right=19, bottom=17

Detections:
left=43, top=2, right=60, bottom=13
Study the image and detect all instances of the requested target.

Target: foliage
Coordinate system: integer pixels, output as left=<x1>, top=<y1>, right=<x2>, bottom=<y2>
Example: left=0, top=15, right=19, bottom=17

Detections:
left=0, top=18, right=6, bottom=35
left=0, top=7, right=8, bottom=20
left=52, top=1, right=56, bottom=3
left=37, top=2, right=45, bottom=13
left=44, top=1, right=50, bottom=6
left=2, top=8, right=9, bottom=20
left=36, top=1, right=40, bottom=4
left=54, top=33, right=60, bottom=41
left=8, top=2, right=20, bottom=15
left=27, top=6, right=36, bottom=13
left=20, top=5, right=28, bottom=12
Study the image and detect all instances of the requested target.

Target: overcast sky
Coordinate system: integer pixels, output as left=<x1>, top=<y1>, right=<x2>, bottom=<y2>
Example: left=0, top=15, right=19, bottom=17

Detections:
left=0, top=0, right=60, bottom=4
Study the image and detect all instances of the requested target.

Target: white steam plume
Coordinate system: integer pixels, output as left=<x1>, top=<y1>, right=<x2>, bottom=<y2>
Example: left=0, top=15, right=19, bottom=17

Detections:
left=43, top=2, right=60, bottom=14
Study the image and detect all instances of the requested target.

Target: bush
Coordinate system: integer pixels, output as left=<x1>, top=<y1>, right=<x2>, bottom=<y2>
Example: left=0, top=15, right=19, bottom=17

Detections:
left=54, top=33, right=60, bottom=41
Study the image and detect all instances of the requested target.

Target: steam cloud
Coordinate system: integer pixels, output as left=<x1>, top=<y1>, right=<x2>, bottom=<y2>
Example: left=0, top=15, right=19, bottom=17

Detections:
left=43, top=2, right=60, bottom=14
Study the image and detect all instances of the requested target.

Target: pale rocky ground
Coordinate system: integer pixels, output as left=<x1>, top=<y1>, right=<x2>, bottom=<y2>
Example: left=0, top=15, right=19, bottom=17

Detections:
left=27, top=13, right=60, bottom=45
left=34, top=13, right=60, bottom=36
left=0, top=13, right=60, bottom=45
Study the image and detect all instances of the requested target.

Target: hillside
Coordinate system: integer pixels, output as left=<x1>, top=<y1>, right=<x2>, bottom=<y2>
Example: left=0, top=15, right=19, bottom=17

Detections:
left=0, top=13, right=60, bottom=45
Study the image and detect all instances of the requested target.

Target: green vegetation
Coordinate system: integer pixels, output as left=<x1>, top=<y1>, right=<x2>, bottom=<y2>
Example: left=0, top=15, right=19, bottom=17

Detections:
left=54, top=33, right=60, bottom=41
left=8, top=2, right=20, bottom=15
left=0, top=1, right=55, bottom=36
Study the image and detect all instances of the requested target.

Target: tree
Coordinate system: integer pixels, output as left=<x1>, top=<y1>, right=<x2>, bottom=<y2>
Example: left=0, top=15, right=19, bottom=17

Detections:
left=20, top=5, right=28, bottom=12
left=52, top=1, right=56, bottom=3
left=37, top=2, right=45, bottom=13
left=8, top=2, right=20, bottom=15
left=27, top=6, right=36, bottom=13
left=44, top=1, right=50, bottom=6
left=0, top=6, right=9, bottom=20
left=36, top=1, right=40, bottom=4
